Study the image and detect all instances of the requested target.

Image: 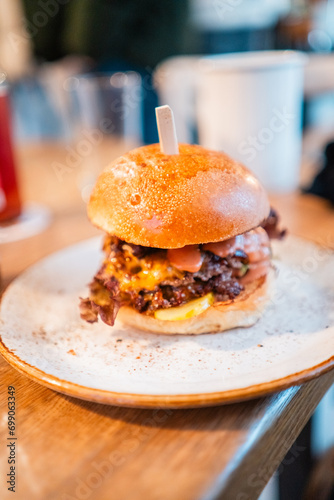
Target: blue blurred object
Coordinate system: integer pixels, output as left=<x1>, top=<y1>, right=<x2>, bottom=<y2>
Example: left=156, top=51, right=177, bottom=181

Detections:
left=95, top=60, right=158, bottom=145
left=11, top=77, right=64, bottom=141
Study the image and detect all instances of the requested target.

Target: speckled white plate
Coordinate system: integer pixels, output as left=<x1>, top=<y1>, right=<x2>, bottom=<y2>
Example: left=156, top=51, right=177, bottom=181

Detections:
left=0, top=236, right=333, bottom=408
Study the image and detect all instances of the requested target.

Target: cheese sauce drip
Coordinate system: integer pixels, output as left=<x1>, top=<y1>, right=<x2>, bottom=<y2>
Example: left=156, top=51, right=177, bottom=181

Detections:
left=105, top=247, right=184, bottom=292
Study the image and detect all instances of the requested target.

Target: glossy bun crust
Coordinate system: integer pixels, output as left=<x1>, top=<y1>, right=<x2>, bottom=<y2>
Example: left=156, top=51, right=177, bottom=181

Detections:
left=88, top=144, right=270, bottom=248
left=117, top=270, right=274, bottom=335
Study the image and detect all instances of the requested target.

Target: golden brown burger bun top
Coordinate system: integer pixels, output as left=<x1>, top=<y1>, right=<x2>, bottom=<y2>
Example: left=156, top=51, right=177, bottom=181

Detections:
left=88, top=143, right=270, bottom=248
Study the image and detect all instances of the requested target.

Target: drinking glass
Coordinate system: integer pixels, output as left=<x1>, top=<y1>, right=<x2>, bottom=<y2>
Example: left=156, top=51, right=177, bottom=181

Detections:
left=0, top=81, right=51, bottom=243
left=0, top=83, right=21, bottom=222
left=64, top=72, right=143, bottom=202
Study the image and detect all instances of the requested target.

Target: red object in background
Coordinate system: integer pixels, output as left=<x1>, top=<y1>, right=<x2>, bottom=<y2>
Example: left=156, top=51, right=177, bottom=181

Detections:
left=0, top=86, right=21, bottom=222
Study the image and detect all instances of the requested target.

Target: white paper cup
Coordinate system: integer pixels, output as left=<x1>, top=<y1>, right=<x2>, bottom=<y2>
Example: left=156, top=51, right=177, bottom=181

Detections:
left=197, top=51, right=308, bottom=192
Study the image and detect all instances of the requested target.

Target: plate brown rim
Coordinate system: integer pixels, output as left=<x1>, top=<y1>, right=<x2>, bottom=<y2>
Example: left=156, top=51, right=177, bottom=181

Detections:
left=0, top=334, right=333, bottom=408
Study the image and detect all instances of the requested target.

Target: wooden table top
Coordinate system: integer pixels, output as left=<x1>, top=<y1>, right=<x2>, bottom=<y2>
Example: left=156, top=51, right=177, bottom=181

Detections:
left=0, top=138, right=334, bottom=500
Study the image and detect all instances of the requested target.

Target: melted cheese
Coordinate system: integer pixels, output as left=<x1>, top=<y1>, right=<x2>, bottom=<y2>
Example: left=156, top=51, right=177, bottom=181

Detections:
left=105, top=250, right=184, bottom=292
left=90, top=282, right=112, bottom=306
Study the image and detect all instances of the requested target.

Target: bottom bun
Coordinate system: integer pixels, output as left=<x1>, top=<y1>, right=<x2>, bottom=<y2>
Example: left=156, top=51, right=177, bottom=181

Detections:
left=117, top=269, right=275, bottom=335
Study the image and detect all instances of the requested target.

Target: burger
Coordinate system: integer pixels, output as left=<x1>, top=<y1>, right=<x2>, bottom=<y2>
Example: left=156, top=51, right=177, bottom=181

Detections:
left=80, top=143, right=284, bottom=335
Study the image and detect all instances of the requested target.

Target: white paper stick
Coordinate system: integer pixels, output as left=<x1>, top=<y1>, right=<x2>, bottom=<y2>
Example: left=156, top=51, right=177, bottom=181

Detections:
left=155, top=105, right=179, bottom=154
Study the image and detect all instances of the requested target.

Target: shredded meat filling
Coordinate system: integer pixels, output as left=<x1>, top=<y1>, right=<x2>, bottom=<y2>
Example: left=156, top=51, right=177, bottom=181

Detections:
left=80, top=249, right=246, bottom=325
left=80, top=208, right=284, bottom=326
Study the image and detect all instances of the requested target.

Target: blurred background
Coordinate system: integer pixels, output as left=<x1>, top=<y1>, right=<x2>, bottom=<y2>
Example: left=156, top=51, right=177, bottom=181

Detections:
left=1, top=0, right=334, bottom=144
left=0, top=1, right=334, bottom=499
left=1, top=0, right=334, bottom=200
